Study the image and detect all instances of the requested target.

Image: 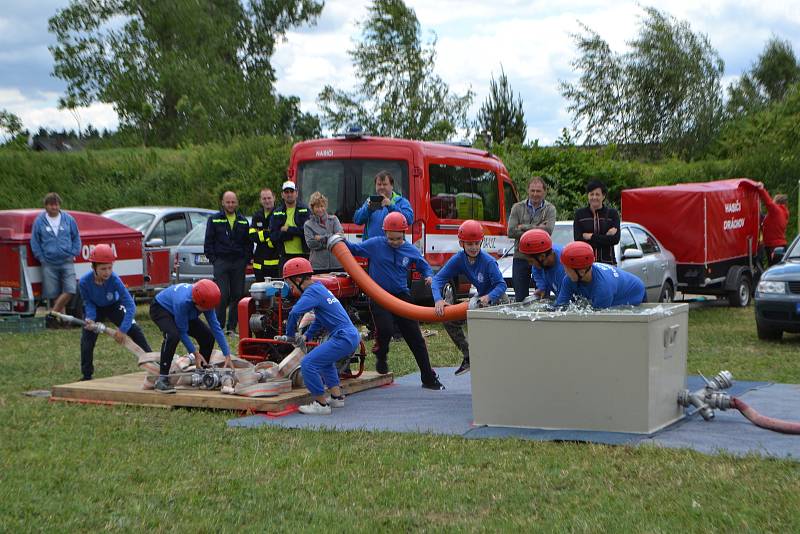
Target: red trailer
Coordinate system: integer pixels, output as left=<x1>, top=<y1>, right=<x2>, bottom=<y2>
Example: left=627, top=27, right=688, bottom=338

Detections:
left=0, top=209, right=171, bottom=316
left=621, top=179, right=762, bottom=306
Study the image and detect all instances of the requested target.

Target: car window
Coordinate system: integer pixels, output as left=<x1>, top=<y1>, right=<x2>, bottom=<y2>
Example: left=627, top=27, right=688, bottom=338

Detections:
left=429, top=164, right=499, bottom=222
left=188, top=212, right=210, bottom=228
left=155, top=214, right=189, bottom=246
left=182, top=223, right=207, bottom=246
left=104, top=211, right=154, bottom=232
left=552, top=224, right=574, bottom=247
left=619, top=228, right=637, bottom=253
left=630, top=226, right=660, bottom=255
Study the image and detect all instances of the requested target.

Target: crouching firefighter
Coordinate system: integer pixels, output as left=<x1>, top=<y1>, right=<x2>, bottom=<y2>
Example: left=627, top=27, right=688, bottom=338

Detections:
left=283, top=258, right=360, bottom=415
left=518, top=229, right=566, bottom=300
left=149, top=279, right=233, bottom=393
left=78, top=244, right=152, bottom=381
left=432, top=220, right=507, bottom=376
left=554, top=241, right=645, bottom=309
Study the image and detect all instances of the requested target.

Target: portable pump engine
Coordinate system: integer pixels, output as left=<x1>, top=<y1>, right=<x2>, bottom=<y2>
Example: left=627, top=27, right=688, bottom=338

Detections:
left=236, top=274, right=367, bottom=379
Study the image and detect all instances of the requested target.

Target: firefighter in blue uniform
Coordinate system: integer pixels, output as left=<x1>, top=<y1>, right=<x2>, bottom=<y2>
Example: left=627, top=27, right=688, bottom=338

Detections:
left=519, top=229, right=567, bottom=300
left=78, top=244, right=151, bottom=380
left=282, top=257, right=360, bottom=415
left=344, top=212, right=444, bottom=390
left=149, top=279, right=232, bottom=393
left=432, top=220, right=507, bottom=376
left=554, top=241, right=645, bottom=308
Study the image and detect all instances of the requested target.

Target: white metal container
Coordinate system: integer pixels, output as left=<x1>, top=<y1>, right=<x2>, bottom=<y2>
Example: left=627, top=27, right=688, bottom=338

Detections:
left=468, top=303, right=689, bottom=434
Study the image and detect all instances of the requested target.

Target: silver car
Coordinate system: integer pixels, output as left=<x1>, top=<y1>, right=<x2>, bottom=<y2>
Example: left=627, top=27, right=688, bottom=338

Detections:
left=173, top=221, right=255, bottom=285
left=496, top=220, right=678, bottom=302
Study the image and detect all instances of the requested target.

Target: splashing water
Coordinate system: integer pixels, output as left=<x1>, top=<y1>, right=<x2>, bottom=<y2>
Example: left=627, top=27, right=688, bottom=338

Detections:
left=492, top=299, right=674, bottom=321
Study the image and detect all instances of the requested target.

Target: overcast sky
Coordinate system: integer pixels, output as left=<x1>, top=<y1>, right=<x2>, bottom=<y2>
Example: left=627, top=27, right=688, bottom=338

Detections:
left=1, top=0, right=798, bottom=144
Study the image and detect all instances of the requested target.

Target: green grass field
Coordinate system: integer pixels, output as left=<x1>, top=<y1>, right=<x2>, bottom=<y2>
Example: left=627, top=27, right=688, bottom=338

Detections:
left=1, top=304, right=798, bottom=532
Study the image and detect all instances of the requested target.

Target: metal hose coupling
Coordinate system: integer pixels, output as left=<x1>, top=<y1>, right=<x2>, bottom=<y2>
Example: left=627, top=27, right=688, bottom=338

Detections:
left=326, top=233, right=346, bottom=250
left=677, top=370, right=735, bottom=420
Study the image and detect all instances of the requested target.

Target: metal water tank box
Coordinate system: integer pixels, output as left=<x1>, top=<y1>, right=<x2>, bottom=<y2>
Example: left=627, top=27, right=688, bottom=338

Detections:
left=468, top=303, right=689, bottom=434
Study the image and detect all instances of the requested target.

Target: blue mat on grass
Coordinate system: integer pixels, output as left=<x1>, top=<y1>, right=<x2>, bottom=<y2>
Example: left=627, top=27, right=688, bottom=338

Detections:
left=228, top=370, right=799, bottom=459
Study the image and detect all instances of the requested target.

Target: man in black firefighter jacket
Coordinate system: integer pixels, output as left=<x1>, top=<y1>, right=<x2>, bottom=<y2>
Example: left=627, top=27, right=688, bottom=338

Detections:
left=249, top=187, right=280, bottom=281
left=270, top=181, right=310, bottom=267
left=204, top=190, right=251, bottom=334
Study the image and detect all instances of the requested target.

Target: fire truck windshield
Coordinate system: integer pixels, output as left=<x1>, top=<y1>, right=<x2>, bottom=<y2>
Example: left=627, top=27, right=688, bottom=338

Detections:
left=297, top=159, right=409, bottom=224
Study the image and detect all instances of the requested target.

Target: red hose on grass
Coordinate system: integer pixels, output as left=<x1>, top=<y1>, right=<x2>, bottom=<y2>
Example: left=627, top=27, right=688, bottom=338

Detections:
left=732, top=397, right=800, bottom=434
left=330, top=240, right=468, bottom=322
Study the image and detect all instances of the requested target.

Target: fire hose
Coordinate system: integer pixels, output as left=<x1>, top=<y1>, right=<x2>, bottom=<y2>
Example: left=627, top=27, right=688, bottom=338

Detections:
left=49, top=311, right=291, bottom=397
left=327, top=235, right=469, bottom=322
left=677, top=370, right=800, bottom=434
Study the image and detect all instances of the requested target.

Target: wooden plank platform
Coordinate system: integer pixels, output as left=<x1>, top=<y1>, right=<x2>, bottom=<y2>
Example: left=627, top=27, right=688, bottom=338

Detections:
left=50, top=371, right=394, bottom=412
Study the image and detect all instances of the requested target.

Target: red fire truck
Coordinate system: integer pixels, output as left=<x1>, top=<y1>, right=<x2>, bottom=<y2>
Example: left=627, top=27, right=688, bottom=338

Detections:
left=287, top=130, right=519, bottom=301
left=0, top=209, right=171, bottom=316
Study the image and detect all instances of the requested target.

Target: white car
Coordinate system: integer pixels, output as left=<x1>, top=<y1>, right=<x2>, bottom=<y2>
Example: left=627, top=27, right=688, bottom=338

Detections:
left=495, top=221, right=678, bottom=303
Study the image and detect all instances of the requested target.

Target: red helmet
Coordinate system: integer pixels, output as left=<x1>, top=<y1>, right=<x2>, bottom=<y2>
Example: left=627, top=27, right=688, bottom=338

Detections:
left=283, top=257, right=314, bottom=279
left=519, top=230, right=552, bottom=255
left=561, top=241, right=595, bottom=270
left=88, top=244, right=116, bottom=263
left=382, top=212, right=408, bottom=232
left=192, top=279, right=221, bottom=309
left=458, top=220, right=484, bottom=242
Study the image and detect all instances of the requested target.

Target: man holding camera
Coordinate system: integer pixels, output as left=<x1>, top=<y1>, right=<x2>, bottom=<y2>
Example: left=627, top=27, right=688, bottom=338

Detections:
left=354, top=170, right=413, bottom=240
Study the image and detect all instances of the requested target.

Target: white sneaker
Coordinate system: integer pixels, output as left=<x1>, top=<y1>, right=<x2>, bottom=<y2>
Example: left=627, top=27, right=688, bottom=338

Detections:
left=299, top=400, right=332, bottom=415
left=327, top=395, right=346, bottom=408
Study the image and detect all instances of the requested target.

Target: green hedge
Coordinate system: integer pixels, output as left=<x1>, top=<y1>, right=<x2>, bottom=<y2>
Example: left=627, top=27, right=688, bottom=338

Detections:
left=0, top=136, right=292, bottom=215
left=1, top=134, right=796, bottom=239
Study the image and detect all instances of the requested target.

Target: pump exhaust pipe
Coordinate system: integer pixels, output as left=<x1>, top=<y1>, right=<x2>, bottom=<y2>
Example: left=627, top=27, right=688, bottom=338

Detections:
left=327, top=235, right=469, bottom=322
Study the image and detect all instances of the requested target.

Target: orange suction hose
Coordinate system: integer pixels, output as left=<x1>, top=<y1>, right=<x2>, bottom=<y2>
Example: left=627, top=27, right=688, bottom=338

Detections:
left=329, top=237, right=468, bottom=322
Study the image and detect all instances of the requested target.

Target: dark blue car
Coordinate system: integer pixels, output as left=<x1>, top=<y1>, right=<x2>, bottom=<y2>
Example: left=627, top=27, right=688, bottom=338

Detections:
left=754, top=234, right=800, bottom=340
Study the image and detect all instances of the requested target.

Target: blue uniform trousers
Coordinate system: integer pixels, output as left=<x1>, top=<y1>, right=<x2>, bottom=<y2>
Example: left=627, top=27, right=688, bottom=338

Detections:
left=301, top=327, right=360, bottom=396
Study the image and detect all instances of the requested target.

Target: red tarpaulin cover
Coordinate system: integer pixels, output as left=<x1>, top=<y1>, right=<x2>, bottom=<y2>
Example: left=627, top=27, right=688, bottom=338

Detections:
left=621, top=179, right=761, bottom=265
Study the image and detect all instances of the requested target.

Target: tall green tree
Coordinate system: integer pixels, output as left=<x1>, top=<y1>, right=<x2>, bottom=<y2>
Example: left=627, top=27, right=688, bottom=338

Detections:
left=48, top=0, right=323, bottom=146
left=0, top=109, right=27, bottom=149
left=726, top=37, right=800, bottom=116
left=317, top=0, right=473, bottom=140
left=560, top=7, right=724, bottom=159
left=476, top=66, right=527, bottom=144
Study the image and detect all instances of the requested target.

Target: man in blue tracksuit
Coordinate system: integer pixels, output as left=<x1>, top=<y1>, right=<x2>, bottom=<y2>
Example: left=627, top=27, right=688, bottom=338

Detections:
left=554, top=241, right=645, bottom=309
left=149, top=280, right=232, bottom=393
left=282, top=258, right=360, bottom=415
left=353, top=170, right=413, bottom=240
left=344, top=212, right=444, bottom=390
left=30, top=192, right=81, bottom=314
left=432, top=220, right=507, bottom=376
left=518, top=229, right=566, bottom=300
left=78, top=245, right=151, bottom=381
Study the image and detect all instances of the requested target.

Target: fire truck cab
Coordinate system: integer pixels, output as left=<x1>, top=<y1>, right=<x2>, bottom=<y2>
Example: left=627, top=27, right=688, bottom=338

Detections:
left=287, top=131, right=519, bottom=302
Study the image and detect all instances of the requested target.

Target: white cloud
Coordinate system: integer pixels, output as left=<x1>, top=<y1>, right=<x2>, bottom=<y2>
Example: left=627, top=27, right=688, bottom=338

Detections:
left=0, top=88, right=118, bottom=134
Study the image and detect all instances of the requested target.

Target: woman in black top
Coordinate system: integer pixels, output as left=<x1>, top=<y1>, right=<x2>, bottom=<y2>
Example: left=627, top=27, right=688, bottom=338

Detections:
left=573, top=180, right=620, bottom=265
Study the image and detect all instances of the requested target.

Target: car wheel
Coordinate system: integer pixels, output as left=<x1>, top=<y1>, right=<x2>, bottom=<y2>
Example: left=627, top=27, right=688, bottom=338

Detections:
left=658, top=280, right=675, bottom=303
left=756, top=320, right=782, bottom=341
left=727, top=274, right=751, bottom=307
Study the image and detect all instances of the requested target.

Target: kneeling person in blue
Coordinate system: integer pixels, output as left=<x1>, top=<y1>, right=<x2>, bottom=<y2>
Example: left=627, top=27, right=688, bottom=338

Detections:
left=345, top=212, right=444, bottom=390
left=554, top=241, right=645, bottom=309
left=433, top=220, right=507, bottom=376
left=78, top=245, right=152, bottom=381
left=519, top=229, right=566, bottom=300
left=149, top=279, right=233, bottom=393
left=283, top=258, right=359, bottom=415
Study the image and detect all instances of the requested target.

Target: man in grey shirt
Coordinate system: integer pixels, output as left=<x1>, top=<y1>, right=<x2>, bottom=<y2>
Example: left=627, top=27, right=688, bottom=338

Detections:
left=507, top=177, right=557, bottom=302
